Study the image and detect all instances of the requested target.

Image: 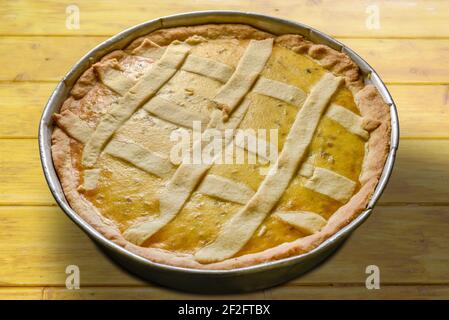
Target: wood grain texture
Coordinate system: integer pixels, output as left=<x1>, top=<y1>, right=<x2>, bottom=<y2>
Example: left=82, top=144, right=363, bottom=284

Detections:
left=3, top=285, right=449, bottom=300
left=0, top=286, right=263, bottom=300
left=1, top=206, right=448, bottom=287
left=42, top=287, right=266, bottom=300
left=0, top=37, right=105, bottom=82
left=268, top=286, right=449, bottom=300
left=1, top=0, right=448, bottom=37
left=389, top=85, right=449, bottom=139
left=381, top=140, right=449, bottom=204
left=0, top=83, right=55, bottom=138
left=0, top=206, right=143, bottom=286
left=2, top=139, right=449, bottom=206
left=1, top=37, right=448, bottom=83
left=1, top=83, right=447, bottom=139
left=0, top=140, right=54, bottom=205
left=343, top=39, right=449, bottom=84
left=1, top=0, right=448, bottom=300
left=0, top=288, right=43, bottom=300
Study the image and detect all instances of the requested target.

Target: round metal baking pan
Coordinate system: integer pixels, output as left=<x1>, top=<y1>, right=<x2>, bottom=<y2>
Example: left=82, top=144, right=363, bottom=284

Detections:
left=39, top=11, right=399, bottom=293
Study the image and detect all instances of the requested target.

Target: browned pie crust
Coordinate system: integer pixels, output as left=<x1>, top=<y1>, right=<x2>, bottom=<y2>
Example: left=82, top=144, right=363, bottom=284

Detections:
left=51, top=24, right=390, bottom=270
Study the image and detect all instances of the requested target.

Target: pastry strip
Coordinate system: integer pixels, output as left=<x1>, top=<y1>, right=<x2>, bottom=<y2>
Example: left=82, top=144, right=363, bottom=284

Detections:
left=131, top=38, right=165, bottom=60
left=298, top=163, right=314, bottom=178
left=297, top=155, right=316, bottom=178
left=134, top=47, right=234, bottom=82
left=195, top=73, right=342, bottom=263
left=81, top=169, right=101, bottom=191
left=124, top=99, right=251, bottom=245
left=105, top=140, right=175, bottom=178
left=253, top=77, right=306, bottom=107
left=96, top=64, right=135, bottom=96
left=326, top=103, right=369, bottom=140
left=53, top=110, right=93, bottom=144
left=82, top=43, right=190, bottom=167
left=234, top=132, right=277, bottom=162
left=197, top=174, right=255, bottom=205
left=212, top=39, right=273, bottom=114
left=182, top=54, right=234, bottom=83
left=304, top=167, right=356, bottom=203
left=274, top=211, right=327, bottom=234
left=143, top=95, right=209, bottom=129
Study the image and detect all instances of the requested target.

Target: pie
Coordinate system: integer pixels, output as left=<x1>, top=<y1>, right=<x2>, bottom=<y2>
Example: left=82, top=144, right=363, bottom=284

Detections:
left=52, top=24, right=390, bottom=270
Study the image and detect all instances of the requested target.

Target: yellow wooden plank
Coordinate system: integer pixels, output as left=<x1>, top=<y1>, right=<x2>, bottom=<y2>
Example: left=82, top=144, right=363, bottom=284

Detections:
left=1, top=139, right=448, bottom=205
left=0, top=206, right=144, bottom=286
left=0, top=37, right=104, bottom=82
left=268, top=285, right=449, bottom=300
left=0, top=37, right=448, bottom=83
left=1, top=206, right=448, bottom=286
left=1, top=83, right=447, bottom=139
left=290, top=205, right=449, bottom=285
left=388, top=85, right=449, bottom=139
left=0, top=288, right=43, bottom=300
left=380, top=140, right=449, bottom=204
left=0, top=83, right=55, bottom=138
left=42, top=287, right=265, bottom=300
left=1, top=285, right=448, bottom=300
left=343, top=38, right=449, bottom=84
left=1, top=0, right=448, bottom=37
left=0, top=140, right=54, bottom=205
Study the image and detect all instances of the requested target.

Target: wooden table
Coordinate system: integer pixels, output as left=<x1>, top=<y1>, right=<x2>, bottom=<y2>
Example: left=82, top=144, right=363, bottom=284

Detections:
left=1, top=0, right=448, bottom=300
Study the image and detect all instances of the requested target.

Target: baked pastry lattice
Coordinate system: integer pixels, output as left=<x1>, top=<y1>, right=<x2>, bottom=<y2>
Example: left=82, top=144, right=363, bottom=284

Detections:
left=52, top=24, right=390, bottom=269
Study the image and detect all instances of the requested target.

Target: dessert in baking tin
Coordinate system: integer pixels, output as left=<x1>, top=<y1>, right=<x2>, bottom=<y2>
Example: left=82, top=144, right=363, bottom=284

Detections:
left=52, top=24, right=390, bottom=269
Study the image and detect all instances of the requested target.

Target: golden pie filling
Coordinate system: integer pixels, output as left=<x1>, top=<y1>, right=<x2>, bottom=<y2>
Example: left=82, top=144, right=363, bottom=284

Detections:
left=53, top=25, right=386, bottom=267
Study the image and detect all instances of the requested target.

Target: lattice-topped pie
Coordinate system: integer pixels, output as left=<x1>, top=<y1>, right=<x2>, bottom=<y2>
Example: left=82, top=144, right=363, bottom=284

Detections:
left=52, top=24, right=390, bottom=269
